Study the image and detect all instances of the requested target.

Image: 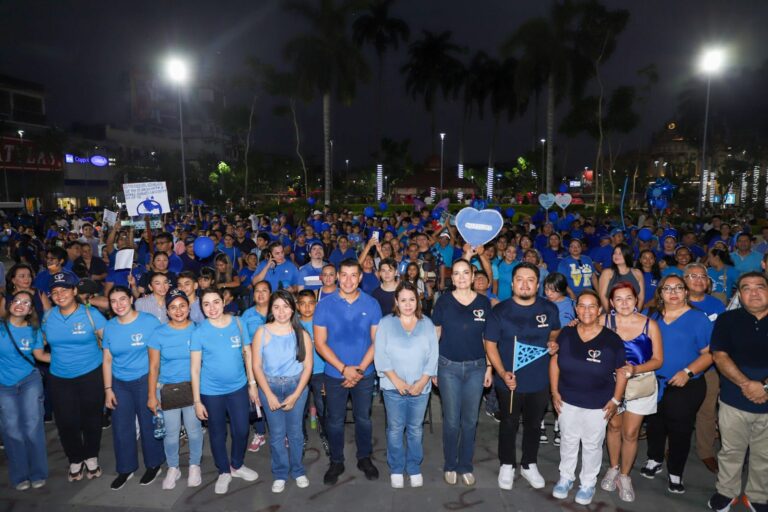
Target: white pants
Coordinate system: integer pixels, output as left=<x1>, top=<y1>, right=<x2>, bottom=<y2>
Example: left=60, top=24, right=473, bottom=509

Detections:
left=558, top=402, right=608, bottom=488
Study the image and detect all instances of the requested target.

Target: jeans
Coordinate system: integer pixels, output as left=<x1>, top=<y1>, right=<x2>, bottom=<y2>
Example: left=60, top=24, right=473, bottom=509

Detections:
left=0, top=371, right=48, bottom=485
left=49, top=365, right=104, bottom=464
left=325, top=373, right=375, bottom=463
left=112, top=374, right=165, bottom=474
left=495, top=387, right=549, bottom=467
left=383, top=389, right=429, bottom=475
left=201, top=385, right=250, bottom=474
left=437, top=356, right=485, bottom=473
left=156, top=385, right=203, bottom=469
left=259, top=374, right=308, bottom=480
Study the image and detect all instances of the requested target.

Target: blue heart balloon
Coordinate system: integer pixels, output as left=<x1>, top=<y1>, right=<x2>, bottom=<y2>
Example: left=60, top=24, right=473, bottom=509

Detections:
left=505, top=207, right=516, bottom=218
left=455, top=207, right=504, bottom=248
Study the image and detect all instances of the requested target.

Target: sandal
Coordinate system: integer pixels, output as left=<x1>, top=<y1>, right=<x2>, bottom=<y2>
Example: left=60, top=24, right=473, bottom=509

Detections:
left=68, top=463, right=85, bottom=482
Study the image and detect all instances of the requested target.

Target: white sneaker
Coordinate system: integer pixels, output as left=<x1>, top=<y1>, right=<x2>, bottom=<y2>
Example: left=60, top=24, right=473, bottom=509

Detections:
left=498, top=464, right=515, bottom=490
left=214, top=473, right=232, bottom=494
left=391, top=474, right=404, bottom=488
left=296, top=475, right=309, bottom=488
left=271, top=479, right=286, bottom=493
left=230, top=465, right=258, bottom=482
left=188, top=465, right=202, bottom=487
left=162, top=467, right=181, bottom=490
left=520, top=464, right=546, bottom=489
left=410, top=474, right=423, bottom=488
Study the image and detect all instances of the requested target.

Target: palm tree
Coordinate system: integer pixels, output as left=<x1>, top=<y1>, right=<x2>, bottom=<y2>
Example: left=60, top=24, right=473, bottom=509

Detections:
left=458, top=50, right=492, bottom=166
left=352, top=0, right=409, bottom=154
left=401, top=30, right=464, bottom=153
left=284, top=0, right=370, bottom=205
left=483, top=56, right=521, bottom=170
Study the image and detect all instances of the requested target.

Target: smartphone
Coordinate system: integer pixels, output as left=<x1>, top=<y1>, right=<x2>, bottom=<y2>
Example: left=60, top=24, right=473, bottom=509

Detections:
left=371, top=231, right=379, bottom=242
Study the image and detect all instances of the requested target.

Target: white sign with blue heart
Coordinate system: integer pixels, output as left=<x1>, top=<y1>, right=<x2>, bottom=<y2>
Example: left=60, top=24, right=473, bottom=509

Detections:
left=455, top=207, right=504, bottom=248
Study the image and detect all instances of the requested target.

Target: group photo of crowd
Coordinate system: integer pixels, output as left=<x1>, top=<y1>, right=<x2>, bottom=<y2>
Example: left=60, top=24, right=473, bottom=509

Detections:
left=0, top=203, right=766, bottom=512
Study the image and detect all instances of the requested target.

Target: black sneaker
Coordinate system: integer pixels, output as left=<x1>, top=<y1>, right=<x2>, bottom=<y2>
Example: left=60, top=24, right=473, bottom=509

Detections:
left=707, top=492, right=737, bottom=512
left=324, top=462, right=345, bottom=485
left=539, top=428, right=549, bottom=444
left=553, top=431, right=561, bottom=446
left=640, top=460, right=663, bottom=479
left=357, top=457, right=379, bottom=480
left=140, top=466, right=162, bottom=485
left=110, top=472, right=133, bottom=490
left=101, top=413, right=111, bottom=430
left=320, top=436, right=330, bottom=456
left=667, top=476, right=685, bottom=494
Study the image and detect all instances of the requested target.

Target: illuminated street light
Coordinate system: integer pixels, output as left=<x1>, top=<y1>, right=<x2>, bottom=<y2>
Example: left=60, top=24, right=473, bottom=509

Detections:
left=439, top=132, right=446, bottom=197
left=164, top=55, right=190, bottom=212
left=697, top=46, right=726, bottom=216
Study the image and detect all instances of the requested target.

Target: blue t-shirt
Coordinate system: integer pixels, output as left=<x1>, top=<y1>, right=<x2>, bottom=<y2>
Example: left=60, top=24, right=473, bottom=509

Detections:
left=555, top=326, right=625, bottom=409
left=361, top=271, right=380, bottom=295
left=558, top=255, right=595, bottom=294
left=255, top=260, right=300, bottom=290
left=190, top=317, right=250, bottom=395
left=298, top=263, right=323, bottom=291
left=102, top=312, right=161, bottom=381
left=730, top=250, right=763, bottom=275
left=643, top=271, right=659, bottom=301
left=238, top=267, right=257, bottom=287
left=313, top=291, right=382, bottom=379
left=0, top=323, right=43, bottom=386
left=484, top=297, right=561, bottom=393
left=708, top=266, right=740, bottom=299
left=431, top=292, right=491, bottom=362
left=329, top=248, right=357, bottom=269
left=147, top=322, right=195, bottom=384
left=550, top=297, right=576, bottom=326
left=301, top=319, right=324, bottom=375
left=653, top=309, right=712, bottom=383
left=494, top=260, right=518, bottom=301
left=690, top=294, right=725, bottom=322
left=541, top=247, right=564, bottom=273
left=240, top=306, right=267, bottom=343
left=43, top=305, right=107, bottom=378
left=590, top=244, right=614, bottom=270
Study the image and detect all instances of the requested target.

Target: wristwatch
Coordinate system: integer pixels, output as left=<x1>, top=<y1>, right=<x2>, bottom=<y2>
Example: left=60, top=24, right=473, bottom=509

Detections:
left=683, top=367, right=694, bottom=378
left=763, top=378, right=768, bottom=394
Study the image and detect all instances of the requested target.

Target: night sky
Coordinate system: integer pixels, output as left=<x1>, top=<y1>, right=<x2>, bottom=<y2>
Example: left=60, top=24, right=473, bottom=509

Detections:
left=3, top=0, right=767, bottom=176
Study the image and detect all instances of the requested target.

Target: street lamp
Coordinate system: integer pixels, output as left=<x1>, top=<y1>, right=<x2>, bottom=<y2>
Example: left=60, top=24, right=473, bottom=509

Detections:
left=696, top=46, right=726, bottom=217
left=17, top=130, right=24, bottom=205
left=540, top=139, right=546, bottom=192
left=165, top=56, right=189, bottom=213
left=439, top=132, right=446, bottom=197
left=345, top=158, right=349, bottom=180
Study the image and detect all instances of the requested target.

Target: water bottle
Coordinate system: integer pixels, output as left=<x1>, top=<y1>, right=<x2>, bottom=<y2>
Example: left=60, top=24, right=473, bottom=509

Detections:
left=153, top=410, right=166, bottom=440
left=310, top=406, right=317, bottom=430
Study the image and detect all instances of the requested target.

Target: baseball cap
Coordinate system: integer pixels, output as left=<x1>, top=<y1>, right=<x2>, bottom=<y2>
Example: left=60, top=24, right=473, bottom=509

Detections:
left=77, top=278, right=100, bottom=295
left=184, top=235, right=197, bottom=245
left=166, top=288, right=190, bottom=308
left=49, top=271, right=79, bottom=290
left=439, top=232, right=451, bottom=238
left=610, top=228, right=624, bottom=237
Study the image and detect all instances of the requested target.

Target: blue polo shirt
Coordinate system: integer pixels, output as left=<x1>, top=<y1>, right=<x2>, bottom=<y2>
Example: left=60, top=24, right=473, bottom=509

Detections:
left=255, top=260, right=300, bottom=290
left=731, top=250, right=763, bottom=275
left=313, top=290, right=382, bottom=379
left=240, top=307, right=267, bottom=343
left=558, top=255, right=595, bottom=294
left=102, top=312, right=161, bottom=381
left=298, top=262, right=324, bottom=291
left=0, top=323, right=43, bottom=386
left=43, top=305, right=107, bottom=378
left=190, top=317, right=250, bottom=396
left=484, top=297, right=561, bottom=393
left=147, top=322, right=196, bottom=384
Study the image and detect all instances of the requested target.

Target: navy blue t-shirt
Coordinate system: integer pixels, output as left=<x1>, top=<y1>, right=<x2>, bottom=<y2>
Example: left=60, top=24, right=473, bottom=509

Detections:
left=484, top=297, right=561, bottom=393
left=555, top=326, right=625, bottom=409
left=431, top=292, right=491, bottom=362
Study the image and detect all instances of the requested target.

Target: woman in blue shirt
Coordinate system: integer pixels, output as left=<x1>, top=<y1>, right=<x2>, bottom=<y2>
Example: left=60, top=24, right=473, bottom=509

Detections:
left=43, top=270, right=107, bottom=482
left=102, top=286, right=164, bottom=490
left=374, top=281, right=438, bottom=489
left=636, top=250, right=661, bottom=309
left=252, top=290, right=313, bottom=494
left=147, top=289, right=204, bottom=490
left=191, top=288, right=259, bottom=495
left=0, top=290, right=49, bottom=490
left=706, top=248, right=739, bottom=303
left=493, top=245, right=518, bottom=301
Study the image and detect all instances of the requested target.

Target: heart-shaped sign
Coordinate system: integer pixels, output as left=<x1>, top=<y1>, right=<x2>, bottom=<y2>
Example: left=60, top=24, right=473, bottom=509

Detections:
left=538, top=193, right=556, bottom=209
left=555, top=193, right=572, bottom=209
left=455, top=207, right=503, bottom=248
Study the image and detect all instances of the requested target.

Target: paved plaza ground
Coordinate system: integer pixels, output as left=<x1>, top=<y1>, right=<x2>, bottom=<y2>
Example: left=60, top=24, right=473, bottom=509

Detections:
left=0, top=392, right=737, bottom=512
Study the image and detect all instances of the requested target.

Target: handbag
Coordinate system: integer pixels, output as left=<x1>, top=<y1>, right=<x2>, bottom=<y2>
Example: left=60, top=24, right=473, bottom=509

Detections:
left=624, top=370, right=657, bottom=401
left=159, top=381, right=194, bottom=410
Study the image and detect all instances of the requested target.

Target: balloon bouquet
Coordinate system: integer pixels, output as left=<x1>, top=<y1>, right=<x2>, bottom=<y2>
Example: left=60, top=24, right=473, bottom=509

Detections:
left=646, top=178, right=677, bottom=215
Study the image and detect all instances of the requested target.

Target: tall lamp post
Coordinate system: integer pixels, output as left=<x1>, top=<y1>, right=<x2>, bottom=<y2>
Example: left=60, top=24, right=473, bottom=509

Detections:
left=439, top=132, right=446, bottom=197
left=165, top=56, right=189, bottom=213
left=17, top=130, right=24, bottom=207
left=696, top=47, right=725, bottom=217
left=539, top=138, right=546, bottom=192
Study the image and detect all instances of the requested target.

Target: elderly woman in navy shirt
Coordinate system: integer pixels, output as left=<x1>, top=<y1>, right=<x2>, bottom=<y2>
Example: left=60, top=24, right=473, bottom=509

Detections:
left=374, top=281, right=438, bottom=489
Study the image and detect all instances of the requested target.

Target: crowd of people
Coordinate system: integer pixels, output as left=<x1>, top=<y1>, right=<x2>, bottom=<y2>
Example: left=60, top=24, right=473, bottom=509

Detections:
left=0, top=204, right=766, bottom=511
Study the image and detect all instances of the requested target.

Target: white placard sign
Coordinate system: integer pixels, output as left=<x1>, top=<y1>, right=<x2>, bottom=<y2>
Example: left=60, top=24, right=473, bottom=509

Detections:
left=122, top=182, right=171, bottom=216
left=102, top=209, right=118, bottom=227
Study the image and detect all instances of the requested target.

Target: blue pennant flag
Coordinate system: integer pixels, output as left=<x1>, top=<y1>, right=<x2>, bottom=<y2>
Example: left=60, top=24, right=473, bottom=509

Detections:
left=512, top=337, right=549, bottom=373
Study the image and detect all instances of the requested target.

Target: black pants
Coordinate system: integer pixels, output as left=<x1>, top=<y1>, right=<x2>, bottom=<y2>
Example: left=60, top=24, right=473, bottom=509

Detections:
left=49, top=366, right=105, bottom=464
left=646, top=377, right=706, bottom=477
left=496, top=387, right=549, bottom=467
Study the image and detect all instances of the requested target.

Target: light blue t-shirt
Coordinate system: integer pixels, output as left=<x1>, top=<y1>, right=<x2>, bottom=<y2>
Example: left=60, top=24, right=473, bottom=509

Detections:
left=0, top=323, right=43, bottom=386
left=190, top=317, right=250, bottom=395
left=298, top=262, right=323, bottom=291
left=102, top=312, right=161, bottom=381
left=147, top=322, right=195, bottom=384
left=494, top=260, right=518, bottom=301
left=240, top=306, right=267, bottom=343
left=708, top=265, right=740, bottom=299
left=301, top=318, right=324, bottom=375
left=558, top=255, right=595, bottom=294
left=256, top=325, right=304, bottom=378
left=730, top=250, right=763, bottom=275
left=43, top=305, right=107, bottom=378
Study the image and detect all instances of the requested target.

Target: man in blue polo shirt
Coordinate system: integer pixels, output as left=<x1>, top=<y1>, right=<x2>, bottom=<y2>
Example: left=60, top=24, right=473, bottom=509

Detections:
left=314, top=258, right=382, bottom=485
left=730, top=233, right=763, bottom=275
left=251, top=242, right=299, bottom=292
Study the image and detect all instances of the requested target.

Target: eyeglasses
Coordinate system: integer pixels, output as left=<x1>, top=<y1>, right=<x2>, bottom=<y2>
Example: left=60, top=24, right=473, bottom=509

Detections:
left=576, top=303, right=599, bottom=310
left=661, top=285, right=685, bottom=293
left=11, top=299, right=32, bottom=307
left=684, top=274, right=707, bottom=281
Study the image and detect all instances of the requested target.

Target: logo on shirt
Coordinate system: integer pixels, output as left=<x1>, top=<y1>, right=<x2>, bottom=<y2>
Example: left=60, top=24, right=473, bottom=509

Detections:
left=72, top=322, right=86, bottom=335
left=707, top=313, right=718, bottom=322
left=230, top=335, right=241, bottom=349
left=19, top=338, right=31, bottom=351
left=473, top=309, right=486, bottom=322
left=586, top=349, right=602, bottom=363
left=130, top=333, right=144, bottom=347
left=536, top=314, right=549, bottom=328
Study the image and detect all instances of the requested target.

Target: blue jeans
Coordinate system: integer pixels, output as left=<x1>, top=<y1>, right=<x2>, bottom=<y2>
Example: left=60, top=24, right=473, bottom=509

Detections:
left=0, top=371, right=48, bottom=485
left=383, top=390, right=429, bottom=475
left=325, top=373, right=375, bottom=463
left=157, top=386, right=203, bottom=468
left=112, top=374, right=165, bottom=474
left=259, top=374, right=308, bottom=480
left=437, top=356, right=486, bottom=473
left=201, top=385, right=250, bottom=474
